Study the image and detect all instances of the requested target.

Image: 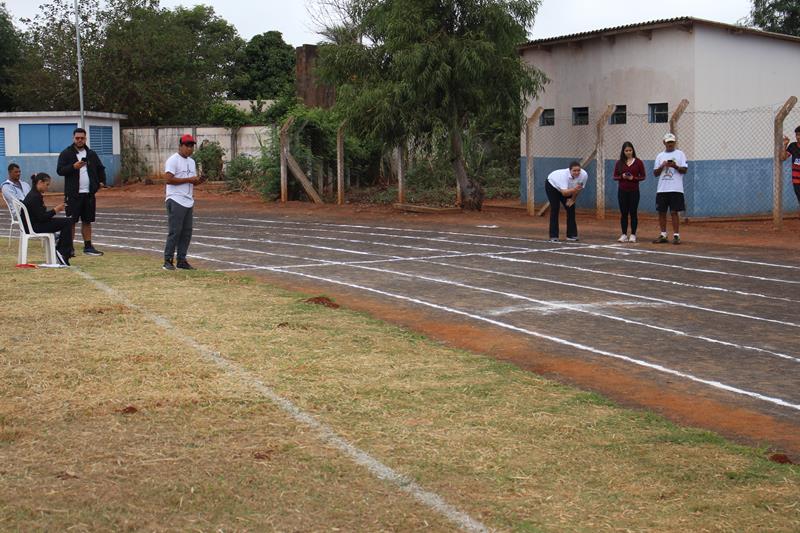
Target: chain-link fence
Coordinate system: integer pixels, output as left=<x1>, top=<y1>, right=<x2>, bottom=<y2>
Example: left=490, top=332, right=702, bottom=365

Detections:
left=522, top=98, right=800, bottom=221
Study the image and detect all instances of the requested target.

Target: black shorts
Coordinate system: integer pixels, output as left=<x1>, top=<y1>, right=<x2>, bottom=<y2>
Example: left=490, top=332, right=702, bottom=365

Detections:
left=655, top=192, right=685, bottom=213
left=65, top=193, right=96, bottom=223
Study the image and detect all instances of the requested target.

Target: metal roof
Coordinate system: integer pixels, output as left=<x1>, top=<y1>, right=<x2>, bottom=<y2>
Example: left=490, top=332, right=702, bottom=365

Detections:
left=520, top=16, right=800, bottom=50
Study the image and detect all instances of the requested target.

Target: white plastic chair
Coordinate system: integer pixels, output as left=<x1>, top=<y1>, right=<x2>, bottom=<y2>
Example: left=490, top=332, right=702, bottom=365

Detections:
left=11, top=199, right=57, bottom=266
left=1, top=193, right=20, bottom=250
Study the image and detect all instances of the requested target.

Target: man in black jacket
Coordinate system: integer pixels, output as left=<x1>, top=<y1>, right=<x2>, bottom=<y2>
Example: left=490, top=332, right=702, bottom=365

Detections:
left=57, top=127, right=106, bottom=256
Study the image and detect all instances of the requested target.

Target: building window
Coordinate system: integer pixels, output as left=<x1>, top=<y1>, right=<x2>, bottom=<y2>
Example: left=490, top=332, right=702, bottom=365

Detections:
left=19, top=123, right=77, bottom=153
left=539, top=109, right=554, bottom=127
left=609, top=105, right=627, bottom=125
left=89, top=126, right=113, bottom=155
left=572, top=107, right=589, bottom=126
left=648, top=103, right=669, bottom=124
left=0, top=128, right=5, bottom=156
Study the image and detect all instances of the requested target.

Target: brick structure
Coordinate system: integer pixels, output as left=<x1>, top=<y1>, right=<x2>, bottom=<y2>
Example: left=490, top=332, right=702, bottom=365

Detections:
left=295, top=44, right=335, bottom=109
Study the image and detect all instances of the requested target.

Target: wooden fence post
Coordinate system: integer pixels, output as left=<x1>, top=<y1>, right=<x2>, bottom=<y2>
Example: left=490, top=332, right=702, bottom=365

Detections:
left=595, top=105, right=615, bottom=220
left=337, top=122, right=345, bottom=205
left=279, top=117, right=295, bottom=203
left=774, top=96, right=798, bottom=230
left=397, top=145, right=405, bottom=204
left=669, top=99, right=690, bottom=137
left=526, top=107, right=543, bottom=216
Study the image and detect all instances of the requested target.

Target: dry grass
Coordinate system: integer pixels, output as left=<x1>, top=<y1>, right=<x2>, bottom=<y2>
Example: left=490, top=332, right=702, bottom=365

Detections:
left=1, top=250, right=798, bottom=532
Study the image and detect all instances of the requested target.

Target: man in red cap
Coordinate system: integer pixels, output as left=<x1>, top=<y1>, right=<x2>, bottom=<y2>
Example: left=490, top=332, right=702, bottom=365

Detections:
left=162, top=134, right=204, bottom=270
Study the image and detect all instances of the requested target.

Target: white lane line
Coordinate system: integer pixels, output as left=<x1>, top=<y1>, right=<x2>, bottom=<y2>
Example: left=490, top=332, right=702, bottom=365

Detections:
left=546, top=248, right=800, bottom=285
left=94, top=233, right=800, bottom=329
left=263, top=268, right=800, bottom=412
left=97, top=210, right=800, bottom=270
left=75, top=269, right=489, bottom=533
left=94, top=240, right=800, bottom=364
left=332, top=262, right=800, bottom=365
left=489, top=256, right=800, bottom=305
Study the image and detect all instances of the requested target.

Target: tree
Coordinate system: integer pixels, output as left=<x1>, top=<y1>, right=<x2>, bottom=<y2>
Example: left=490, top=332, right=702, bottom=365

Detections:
left=0, top=2, right=22, bottom=110
left=315, top=0, right=546, bottom=210
left=747, top=0, right=800, bottom=36
left=231, top=31, right=296, bottom=100
left=7, top=0, right=244, bottom=125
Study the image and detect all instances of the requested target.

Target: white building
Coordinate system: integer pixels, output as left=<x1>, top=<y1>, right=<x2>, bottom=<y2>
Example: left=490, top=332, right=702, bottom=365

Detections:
left=0, top=111, right=127, bottom=192
left=519, top=18, right=800, bottom=216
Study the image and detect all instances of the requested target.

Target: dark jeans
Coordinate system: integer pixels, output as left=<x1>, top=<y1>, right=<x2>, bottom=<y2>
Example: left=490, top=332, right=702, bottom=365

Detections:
left=545, top=180, right=577, bottom=239
left=794, top=183, right=800, bottom=206
left=164, top=199, right=193, bottom=261
left=618, top=189, right=640, bottom=235
left=32, top=218, right=73, bottom=257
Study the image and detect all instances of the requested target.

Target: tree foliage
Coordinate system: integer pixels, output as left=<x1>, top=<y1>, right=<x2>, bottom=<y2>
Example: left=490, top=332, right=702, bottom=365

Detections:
left=747, top=0, right=800, bottom=36
left=316, top=0, right=546, bottom=209
left=231, top=31, right=296, bottom=100
left=7, top=0, right=244, bottom=125
left=0, top=2, right=22, bottom=110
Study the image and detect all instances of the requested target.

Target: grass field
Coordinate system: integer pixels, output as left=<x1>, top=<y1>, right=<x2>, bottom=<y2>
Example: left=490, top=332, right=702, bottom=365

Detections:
left=1, top=250, right=799, bottom=531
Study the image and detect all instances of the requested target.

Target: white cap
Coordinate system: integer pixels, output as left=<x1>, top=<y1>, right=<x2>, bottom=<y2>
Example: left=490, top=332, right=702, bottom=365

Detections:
left=663, top=133, right=677, bottom=143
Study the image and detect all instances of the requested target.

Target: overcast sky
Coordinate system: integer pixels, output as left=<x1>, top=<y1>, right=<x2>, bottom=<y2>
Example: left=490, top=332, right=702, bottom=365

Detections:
left=4, top=0, right=754, bottom=46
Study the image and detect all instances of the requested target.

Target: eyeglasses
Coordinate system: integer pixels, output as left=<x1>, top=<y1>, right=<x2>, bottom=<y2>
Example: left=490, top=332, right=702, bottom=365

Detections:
left=74, top=136, right=86, bottom=140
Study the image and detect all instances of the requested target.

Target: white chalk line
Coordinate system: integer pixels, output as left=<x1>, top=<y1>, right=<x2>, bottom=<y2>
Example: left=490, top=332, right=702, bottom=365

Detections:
left=74, top=268, right=490, bottom=533
left=545, top=248, right=800, bottom=285
left=100, top=213, right=800, bottom=285
left=95, top=228, right=800, bottom=330
left=261, top=267, right=800, bottom=412
left=315, top=261, right=800, bottom=366
left=487, top=255, right=800, bottom=305
left=94, top=239, right=800, bottom=366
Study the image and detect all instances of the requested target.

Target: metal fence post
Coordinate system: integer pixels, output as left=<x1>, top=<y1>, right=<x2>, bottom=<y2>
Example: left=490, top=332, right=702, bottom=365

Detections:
left=526, top=107, right=543, bottom=216
left=774, top=96, right=798, bottom=229
left=595, top=105, right=615, bottom=220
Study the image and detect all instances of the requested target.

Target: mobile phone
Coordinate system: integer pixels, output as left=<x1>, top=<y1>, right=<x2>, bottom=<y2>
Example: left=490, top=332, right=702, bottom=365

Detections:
left=81, top=157, right=87, bottom=162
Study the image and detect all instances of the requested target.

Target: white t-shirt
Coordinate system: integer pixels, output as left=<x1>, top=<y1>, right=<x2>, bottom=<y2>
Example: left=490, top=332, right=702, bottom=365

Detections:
left=165, top=152, right=197, bottom=208
left=654, top=149, right=688, bottom=194
left=76, top=148, right=90, bottom=193
left=547, top=168, right=588, bottom=191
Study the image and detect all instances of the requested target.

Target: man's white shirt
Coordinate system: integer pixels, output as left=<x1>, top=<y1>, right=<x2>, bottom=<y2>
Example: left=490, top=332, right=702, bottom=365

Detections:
left=76, top=148, right=90, bottom=193
left=547, top=168, right=588, bottom=191
left=164, top=153, right=197, bottom=208
left=654, top=149, right=688, bottom=194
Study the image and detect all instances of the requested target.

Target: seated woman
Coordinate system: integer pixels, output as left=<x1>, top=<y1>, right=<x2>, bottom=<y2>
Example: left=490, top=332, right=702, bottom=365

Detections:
left=22, top=172, right=73, bottom=266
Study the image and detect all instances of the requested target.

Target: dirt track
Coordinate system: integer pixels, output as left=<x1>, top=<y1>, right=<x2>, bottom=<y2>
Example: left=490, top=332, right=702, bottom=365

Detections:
left=89, top=184, right=800, bottom=458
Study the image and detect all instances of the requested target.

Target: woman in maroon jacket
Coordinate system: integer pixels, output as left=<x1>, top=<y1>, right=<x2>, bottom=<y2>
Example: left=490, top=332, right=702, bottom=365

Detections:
left=21, top=173, right=73, bottom=265
left=612, top=141, right=646, bottom=243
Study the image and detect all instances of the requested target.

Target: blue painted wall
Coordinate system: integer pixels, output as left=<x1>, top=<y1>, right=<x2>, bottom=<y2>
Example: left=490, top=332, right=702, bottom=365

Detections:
left=520, top=157, right=798, bottom=216
left=0, top=154, right=122, bottom=192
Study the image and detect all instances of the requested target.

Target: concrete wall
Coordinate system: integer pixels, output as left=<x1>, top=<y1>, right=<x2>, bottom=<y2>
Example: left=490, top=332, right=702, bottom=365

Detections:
left=122, top=126, right=274, bottom=176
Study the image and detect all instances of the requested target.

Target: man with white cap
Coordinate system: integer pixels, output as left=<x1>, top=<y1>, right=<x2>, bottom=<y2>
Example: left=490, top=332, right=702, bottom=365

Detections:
left=652, top=132, right=688, bottom=244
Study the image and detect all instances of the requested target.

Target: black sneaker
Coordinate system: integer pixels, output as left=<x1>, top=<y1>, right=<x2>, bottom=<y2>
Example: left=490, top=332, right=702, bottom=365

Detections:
left=652, top=235, right=669, bottom=244
left=176, top=260, right=195, bottom=270
left=83, top=246, right=104, bottom=256
left=162, top=259, right=176, bottom=271
left=566, top=236, right=579, bottom=242
left=56, top=250, right=70, bottom=266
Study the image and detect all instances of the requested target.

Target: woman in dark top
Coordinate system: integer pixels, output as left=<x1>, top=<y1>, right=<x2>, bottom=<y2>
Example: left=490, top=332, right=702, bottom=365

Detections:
left=22, top=172, right=73, bottom=265
left=612, top=141, right=646, bottom=243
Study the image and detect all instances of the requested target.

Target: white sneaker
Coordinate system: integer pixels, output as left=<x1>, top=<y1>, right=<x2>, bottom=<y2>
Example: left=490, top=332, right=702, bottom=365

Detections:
left=629, top=234, right=637, bottom=243
left=617, top=234, right=628, bottom=243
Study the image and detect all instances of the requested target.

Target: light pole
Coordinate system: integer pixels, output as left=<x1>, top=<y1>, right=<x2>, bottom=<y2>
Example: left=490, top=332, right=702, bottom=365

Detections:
left=73, top=0, right=85, bottom=129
